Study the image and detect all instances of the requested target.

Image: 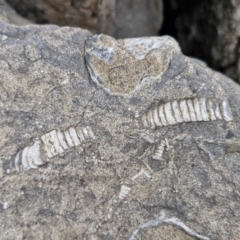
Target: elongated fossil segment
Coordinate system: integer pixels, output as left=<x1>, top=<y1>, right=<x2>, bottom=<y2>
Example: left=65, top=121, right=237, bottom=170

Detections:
left=41, top=126, right=96, bottom=158
left=153, top=139, right=169, bottom=161
left=119, top=185, right=131, bottom=201
left=14, top=126, right=96, bottom=171
left=141, top=98, right=233, bottom=129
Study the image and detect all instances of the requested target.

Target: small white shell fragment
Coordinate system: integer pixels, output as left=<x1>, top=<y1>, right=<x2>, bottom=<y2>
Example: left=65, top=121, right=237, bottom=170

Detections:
left=26, top=145, right=38, bottom=169
left=68, top=127, right=81, bottom=146
left=21, top=147, right=30, bottom=170
left=57, top=130, right=69, bottom=150
left=164, top=102, right=177, bottom=125
left=193, top=98, right=203, bottom=121
left=64, top=129, right=75, bottom=148
left=14, top=152, right=21, bottom=172
left=41, top=131, right=57, bottom=158
left=187, top=99, right=197, bottom=122
left=153, top=107, right=162, bottom=127
left=221, top=99, right=233, bottom=122
left=119, top=185, right=131, bottom=200
left=158, top=105, right=168, bottom=126
left=172, top=100, right=183, bottom=123
left=131, top=169, right=151, bottom=181
left=31, top=140, right=44, bottom=165
left=179, top=100, right=191, bottom=122
left=199, top=98, right=209, bottom=121
left=153, top=139, right=168, bottom=161
left=86, top=126, right=96, bottom=139
left=146, top=109, right=155, bottom=129
left=50, top=130, right=64, bottom=155
left=207, top=99, right=217, bottom=121
left=215, top=102, right=223, bottom=120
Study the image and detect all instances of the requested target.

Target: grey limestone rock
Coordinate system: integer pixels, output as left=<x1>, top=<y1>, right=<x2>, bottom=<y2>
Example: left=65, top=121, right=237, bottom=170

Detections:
left=171, top=0, right=240, bottom=82
left=0, top=19, right=240, bottom=240
left=6, top=0, right=163, bottom=38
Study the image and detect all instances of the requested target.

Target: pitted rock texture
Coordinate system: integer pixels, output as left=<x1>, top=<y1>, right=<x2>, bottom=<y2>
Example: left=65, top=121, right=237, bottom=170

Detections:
left=6, top=0, right=163, bottom=38
left=1, top=20, right=240, bottom=240
left=171, top=0, right=240, bottom=82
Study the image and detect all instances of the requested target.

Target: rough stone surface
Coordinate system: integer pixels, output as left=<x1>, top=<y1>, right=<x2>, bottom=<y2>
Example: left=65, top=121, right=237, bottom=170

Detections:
left=171, top=0, right=240, bottom=82
left=6, top=0, right=163, bottom=38
left=1, top=20, right=240, bottom=240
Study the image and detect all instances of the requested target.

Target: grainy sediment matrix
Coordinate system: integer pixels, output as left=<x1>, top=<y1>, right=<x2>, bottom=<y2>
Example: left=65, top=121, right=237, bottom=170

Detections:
left=1, top=24, right=240, bottom=240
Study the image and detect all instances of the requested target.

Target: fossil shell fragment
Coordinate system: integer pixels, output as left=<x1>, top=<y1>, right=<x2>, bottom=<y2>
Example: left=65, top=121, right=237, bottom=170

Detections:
left=141, top=98, right=233, bottom=129
left=119, top=185, right=131, bottom=201
left=153, top=139, right=169, bottom=161
left=14, top=126, right=96, bottom=171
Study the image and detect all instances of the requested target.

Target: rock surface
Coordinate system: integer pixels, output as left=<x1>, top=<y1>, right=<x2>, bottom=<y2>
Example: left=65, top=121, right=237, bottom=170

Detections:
left=1, top=19, right=240, bottom=240
left=171, top=0, right=240, bottom=82
left=6, top=0, right=163, bottom=38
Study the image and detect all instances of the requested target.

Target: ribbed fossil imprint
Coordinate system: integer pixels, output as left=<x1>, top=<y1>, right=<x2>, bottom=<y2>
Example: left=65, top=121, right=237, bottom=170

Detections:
left=141, top=98, right=233, bottom=129
left=153, top=139, right=169, bottom=161
left=14, top=126, right=96, bottom=171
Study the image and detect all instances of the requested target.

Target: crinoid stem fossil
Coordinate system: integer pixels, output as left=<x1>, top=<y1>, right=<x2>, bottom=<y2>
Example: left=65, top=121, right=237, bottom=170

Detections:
left=14, top=126, right=96, bottom=171
left=119, top=185, right=131, bottom=201
left=129, top=212, right=210, bottom=240
left=152, top=138, right=169, bottom=161
left=131, top=169, right=151, bottom=181
left=141, top=97, right=233, bottom=129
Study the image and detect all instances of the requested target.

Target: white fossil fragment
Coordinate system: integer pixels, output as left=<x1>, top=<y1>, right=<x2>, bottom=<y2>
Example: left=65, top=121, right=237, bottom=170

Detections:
left=41, top=130, right=60, bottom=158
left=141, top=98, right=233, bottom=129
left=221, top=99, right=233, bottom=122
left=158, top=105, right=168, bottom=126
left=153, top=106, right=162, bottom=127
left=193, top=98, right=203, bottom=121
left=14, top=140, right=44, bottom=172
left=129, top=212, right=210, bottom=240
left=119, top=185, right=131, bottom=201
left=57, top=130, right=68, bottom=150
left=179, top=100, right=191, bottom=122
left=64, top=129, right=75, bottom=148
left=153, top=139, right=168, bottom=161
left=13, top=126, right=96, bottom=171
left=131, top=169, right=151, bottom=181
left=164, top=102, right=177, bottom=125
left=172, top=100, right=183, bottom=123
left=199, top=97, right=209, bottom=121
left=186, top=99, right=197, bottom=122
left=206, top=99, right=217, bottom=121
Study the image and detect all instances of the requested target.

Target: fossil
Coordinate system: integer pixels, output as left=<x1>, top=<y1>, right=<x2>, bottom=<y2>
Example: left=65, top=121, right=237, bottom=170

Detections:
left=14, top=126, right=96, bottom=171
left=153, top=139, right=169, bottom=161
left=141, top=98, right=233, bottom=129
left=119, top=185, right=131, bottom=201
left=130, top=211, right=210, bottom=240
left=131, top=169, right=151, bottom=181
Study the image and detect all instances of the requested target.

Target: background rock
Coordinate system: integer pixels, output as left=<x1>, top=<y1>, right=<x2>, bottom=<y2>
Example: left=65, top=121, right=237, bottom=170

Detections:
left=0, top=0, right=31, bottom=25
left=5, top=0, right=163, bottom=38
left=1, top=19, right=240, bottom=240
left=170, top=0, right=240, bottom=82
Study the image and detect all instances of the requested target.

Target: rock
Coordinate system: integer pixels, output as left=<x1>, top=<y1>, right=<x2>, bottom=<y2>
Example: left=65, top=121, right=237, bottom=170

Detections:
left=0, top=0, right=31, bottom=25
left=171, top=0, right=240, bottom=82
left=6, top=0, right=163, bottom=38
left=1, top=19, right=240, bottom=240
